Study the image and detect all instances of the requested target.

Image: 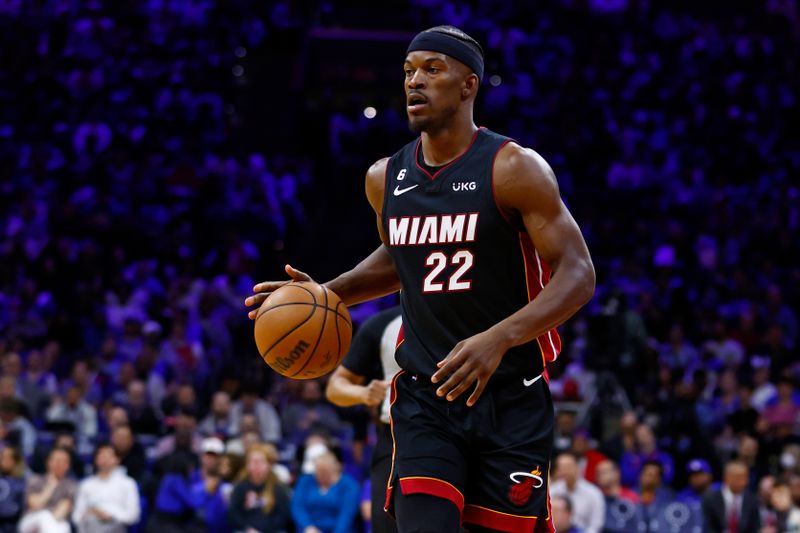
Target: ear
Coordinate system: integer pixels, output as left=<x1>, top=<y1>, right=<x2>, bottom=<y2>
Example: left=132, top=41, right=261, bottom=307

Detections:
left=462, top=74, right=479, bottom=100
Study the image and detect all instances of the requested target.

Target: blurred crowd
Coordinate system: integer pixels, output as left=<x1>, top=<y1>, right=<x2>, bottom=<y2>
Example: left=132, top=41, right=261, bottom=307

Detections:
left=0, top=0, right=799, bottom=532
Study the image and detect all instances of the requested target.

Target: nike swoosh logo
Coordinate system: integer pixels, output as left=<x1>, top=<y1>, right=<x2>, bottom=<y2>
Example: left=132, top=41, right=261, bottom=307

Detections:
left=393, top=184, right=419, bottom=196
left=523, top=374, right=543, bottom=387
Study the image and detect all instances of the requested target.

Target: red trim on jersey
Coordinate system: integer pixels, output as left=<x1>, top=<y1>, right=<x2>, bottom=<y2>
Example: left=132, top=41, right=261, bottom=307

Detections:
left=384, top=371, right=404, bottom=516
left=490, top=139, right=514, bottom=226
left=399, top=476, right=465, bottom=513
left=537, top=466, right=555, bottom=533
left=463, top=504, right=543, bottom=533
left=518, top=233, right=562, bottom=364
left=414, top=127, right=483, bottom=181
left=395, top=324, right=405, bottom=350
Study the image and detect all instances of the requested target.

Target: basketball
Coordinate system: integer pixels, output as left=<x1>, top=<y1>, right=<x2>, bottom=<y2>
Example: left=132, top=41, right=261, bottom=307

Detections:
left=254, top=281, right=352, bottom=379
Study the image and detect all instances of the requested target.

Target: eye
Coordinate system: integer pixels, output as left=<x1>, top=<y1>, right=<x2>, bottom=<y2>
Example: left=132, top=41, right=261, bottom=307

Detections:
left=428, top=67, right=439, bottom=74
left=404, top=68, right=413, bottom=77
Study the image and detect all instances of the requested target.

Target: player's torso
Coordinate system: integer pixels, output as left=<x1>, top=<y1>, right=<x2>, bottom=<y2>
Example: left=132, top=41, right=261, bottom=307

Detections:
left=382, top=127, right=560, bottom=385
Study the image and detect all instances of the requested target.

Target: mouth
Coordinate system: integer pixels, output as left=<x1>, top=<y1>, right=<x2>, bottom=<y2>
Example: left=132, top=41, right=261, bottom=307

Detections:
left=407, top=93, right=429, bottom=113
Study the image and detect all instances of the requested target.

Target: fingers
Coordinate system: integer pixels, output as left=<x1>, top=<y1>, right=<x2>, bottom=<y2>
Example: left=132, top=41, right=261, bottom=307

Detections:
left=285, top=264, right=312, bottom=282
left=244, top=293, right=270, bottom=308
left=466, top=379, right=487, bottom=407
left=439, top=371, right=477, bottom=402
left=431, top=342, right=464, bottom=383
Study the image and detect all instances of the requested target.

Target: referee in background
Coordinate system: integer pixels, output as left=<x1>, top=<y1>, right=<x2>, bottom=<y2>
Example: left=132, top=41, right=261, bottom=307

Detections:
left=326, top=305, right=401, bottom=533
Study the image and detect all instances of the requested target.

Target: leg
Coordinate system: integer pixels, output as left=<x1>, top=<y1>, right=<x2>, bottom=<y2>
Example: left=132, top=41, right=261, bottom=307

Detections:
left=463, top=378, right=555, bottom=533
left=395, top=491, right=462, bottom=533
left=384, top=372, right=468, bottom=526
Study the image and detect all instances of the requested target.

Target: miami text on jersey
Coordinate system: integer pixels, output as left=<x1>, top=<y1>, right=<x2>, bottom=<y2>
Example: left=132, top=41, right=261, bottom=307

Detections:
left=388, top=213, right=479, bottom=246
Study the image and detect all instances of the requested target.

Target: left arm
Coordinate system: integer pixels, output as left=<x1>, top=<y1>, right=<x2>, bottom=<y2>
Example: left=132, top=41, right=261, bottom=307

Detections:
left=432, top=143, right=595, bottom=405
left=101, top=478, right=140, bottom=525
left=71, top=482, right=88, bottom=525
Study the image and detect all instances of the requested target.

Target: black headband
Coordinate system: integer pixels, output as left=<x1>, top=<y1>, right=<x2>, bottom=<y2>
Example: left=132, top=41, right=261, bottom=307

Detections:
left=406, top=30, right=484, bottom=81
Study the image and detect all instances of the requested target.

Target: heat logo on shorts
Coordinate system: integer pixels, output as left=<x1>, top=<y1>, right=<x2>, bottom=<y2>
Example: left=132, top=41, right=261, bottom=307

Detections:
left=508, top=466, right=544, bottom=507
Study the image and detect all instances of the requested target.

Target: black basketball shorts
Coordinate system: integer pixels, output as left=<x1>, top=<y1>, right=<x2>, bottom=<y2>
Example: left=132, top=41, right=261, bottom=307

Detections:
left=384, top=370, right=555, bottom=533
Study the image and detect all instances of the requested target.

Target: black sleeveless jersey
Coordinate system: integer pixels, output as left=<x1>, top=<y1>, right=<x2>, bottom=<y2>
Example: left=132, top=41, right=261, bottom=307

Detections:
left=381, top=127, right=562, bottom=385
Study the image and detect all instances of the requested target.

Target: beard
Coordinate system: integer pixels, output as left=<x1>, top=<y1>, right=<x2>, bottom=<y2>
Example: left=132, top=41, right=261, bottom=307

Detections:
left=407, top=102, right=458, bottom=135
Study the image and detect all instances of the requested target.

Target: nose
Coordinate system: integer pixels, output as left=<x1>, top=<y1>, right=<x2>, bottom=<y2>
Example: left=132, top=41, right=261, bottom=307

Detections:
left=407, top=69, right=425, bottom=90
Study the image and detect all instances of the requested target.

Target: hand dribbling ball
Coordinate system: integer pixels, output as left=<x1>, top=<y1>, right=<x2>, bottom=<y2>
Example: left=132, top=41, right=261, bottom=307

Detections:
left=254, top=281, right=352, bottom=379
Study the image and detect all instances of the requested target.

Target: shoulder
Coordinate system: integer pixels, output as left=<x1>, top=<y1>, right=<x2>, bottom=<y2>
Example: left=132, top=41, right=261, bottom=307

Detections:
left=493, top=142, right=557, bottom=194
left=365, top=157, right=390, bottom=190
left=365, top=157, right=391, bottom=212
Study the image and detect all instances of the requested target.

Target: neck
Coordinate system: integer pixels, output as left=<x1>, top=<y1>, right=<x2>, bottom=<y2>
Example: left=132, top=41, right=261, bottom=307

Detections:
left=320, top=473, right=341, bottom=490
left=98, top=469, right=112, bottom=479
left=420, top=115, right=477, bottom=167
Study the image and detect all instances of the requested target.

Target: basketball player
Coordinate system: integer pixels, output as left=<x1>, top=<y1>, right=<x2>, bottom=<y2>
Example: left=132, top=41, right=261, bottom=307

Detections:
left=246, top=26, right=595, bottom=533
left=325, top=305, right=401, bottom=533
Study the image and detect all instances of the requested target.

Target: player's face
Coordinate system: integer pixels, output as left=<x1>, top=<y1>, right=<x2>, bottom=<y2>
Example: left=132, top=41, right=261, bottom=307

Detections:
left=404, top=51, right=465, bottom=134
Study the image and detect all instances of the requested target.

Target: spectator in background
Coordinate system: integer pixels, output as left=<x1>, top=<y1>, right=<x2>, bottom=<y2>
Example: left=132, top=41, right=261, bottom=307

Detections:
left=551, top=495, right=583, bottom=533
left=0, top=397, right=36, bottom=459
left=219, top=452, right=245, bottom=487
left=758, top=475, right=777, bottom=529
left=767, top=483, right=800, bottom=533
left=148, top=450, right=200, bottom=533
left=551, top=452, right=605, bottom=533
left=161, top=382, right=199, bottom=419
left=553, top=407, right=578, bottom=455
left=2, top=352, right=47, bottom=418
left=727, top=383, right=759, bottom=436
left=46, top=384, right=97, bottom=453
left=0, top=446, right=26, bottom=531
left=100, top=405, right=131, bottom=441
left=291, top=450, right=360, bottom=533
left=619, top=423, right=674, bottom=488
left=230, top=384, right=282, bottom=444
left=229, top=443, right=292, bottom=533
left=19, top=447, right=77, bottom=533
left=24, top=349, right=58, bottom=399
left=190, top=437, right=231, bottom=533
left=677, top=458, right=715, bottom=505
left=111, top=425, right=147, bottom=484
left=282, top=380, right=341, bottom=447
left=29, top=432, right=84, bottom=479
left=702, top=460, right=761, bottom=533
left=637, top=460, right=673, bottom=528
left=225, top=421, right=263, bottom=458
left=572, top=429, right=608, bottom=484
left=199, top=391, right=234, bottom=439
left=595, top=459, right=638, bottom=503
left=72, top=443, right=140, bottom=532
left=751, top=357, right=777, bottom=412
left=125, top=380, right=162, bottom=436
left=152, top=409, right=202, bottom=460
left=763, top=378, right=800, bottom=438
left=596, top=459, right=639, bottom=533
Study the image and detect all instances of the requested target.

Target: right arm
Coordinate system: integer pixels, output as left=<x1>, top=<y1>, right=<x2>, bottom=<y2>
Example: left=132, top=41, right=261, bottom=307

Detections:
left=71, top=482, right=87, bottom=525
left=246, top=158, right=400, bottom=315
left=326, top=310, right=391, bottom=407
left=26, top=477, right=55, bottom=511
left=326, top=366, right=387, bottom=408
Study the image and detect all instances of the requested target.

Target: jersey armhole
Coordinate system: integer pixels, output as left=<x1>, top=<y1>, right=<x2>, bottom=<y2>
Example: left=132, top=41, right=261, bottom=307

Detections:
left=380, top=156, right=392, bottom=235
